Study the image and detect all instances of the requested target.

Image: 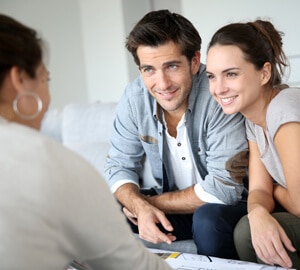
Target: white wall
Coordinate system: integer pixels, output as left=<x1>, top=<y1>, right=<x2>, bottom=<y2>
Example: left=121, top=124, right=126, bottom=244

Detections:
left=78, top=0, right=128, bottom=104
left=181, top=0, right=300, bottom=86
left=1, top=0, right=88, bottom=109
left=1, top=0, right=299, bottom=109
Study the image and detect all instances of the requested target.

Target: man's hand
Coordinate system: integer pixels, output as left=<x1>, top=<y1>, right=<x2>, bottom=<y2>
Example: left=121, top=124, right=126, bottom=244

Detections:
left=123, top=206, right=138, bottom=225
left=115, top=183, right=177, bottom=245
left=123, top=205, right=176, bottom=245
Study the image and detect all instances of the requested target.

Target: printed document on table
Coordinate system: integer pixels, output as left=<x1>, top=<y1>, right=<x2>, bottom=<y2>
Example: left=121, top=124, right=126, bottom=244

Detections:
left=148, top=248, right=295, bottom=270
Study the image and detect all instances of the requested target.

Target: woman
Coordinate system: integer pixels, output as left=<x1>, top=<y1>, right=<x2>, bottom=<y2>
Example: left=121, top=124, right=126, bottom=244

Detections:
left=0, top=13, right=171, bottom=270
left=206, top=20, right=300, bottom=269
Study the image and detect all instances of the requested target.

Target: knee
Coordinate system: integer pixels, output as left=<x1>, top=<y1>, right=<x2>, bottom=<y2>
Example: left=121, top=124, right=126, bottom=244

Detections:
left=234, top=215, right=251, bottom=249
left=234, top=215, right=259, bottom=262
left=192, top=203, right=233, bottom=231
left=192, top=204, right=245, bottom=259
left=192, top=204, right=222, bottom=237
left=192, top=204, right=228, bottom=256
left=193, top=204, right=223, bottom=227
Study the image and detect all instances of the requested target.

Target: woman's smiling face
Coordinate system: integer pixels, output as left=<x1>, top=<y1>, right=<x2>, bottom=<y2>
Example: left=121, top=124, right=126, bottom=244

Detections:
left=206, top=44, right=266, bottom=116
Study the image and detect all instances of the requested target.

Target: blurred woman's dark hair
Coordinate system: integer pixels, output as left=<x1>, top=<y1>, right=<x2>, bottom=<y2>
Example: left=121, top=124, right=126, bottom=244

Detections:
left=0, top=14, right=43, bottom=88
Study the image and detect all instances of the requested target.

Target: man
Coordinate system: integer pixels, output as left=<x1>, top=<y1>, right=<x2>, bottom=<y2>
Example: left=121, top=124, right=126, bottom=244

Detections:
left=104, top=9, right=248, bottom=259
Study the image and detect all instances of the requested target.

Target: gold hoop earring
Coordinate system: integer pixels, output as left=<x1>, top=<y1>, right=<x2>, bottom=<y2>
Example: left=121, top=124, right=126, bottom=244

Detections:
left=13, top=92, right=43, bottom=120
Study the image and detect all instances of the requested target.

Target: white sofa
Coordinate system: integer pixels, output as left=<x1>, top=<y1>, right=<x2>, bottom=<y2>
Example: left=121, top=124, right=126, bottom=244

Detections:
left=41, top=101, right=197, bottom=254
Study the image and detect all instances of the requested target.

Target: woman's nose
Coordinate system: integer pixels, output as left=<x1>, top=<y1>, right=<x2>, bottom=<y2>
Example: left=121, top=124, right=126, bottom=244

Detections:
left=214, top=78, right=228, bottom=95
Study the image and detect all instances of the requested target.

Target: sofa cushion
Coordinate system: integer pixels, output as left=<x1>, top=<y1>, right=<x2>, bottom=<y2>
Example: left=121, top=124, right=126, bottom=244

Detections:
left=62, top=102, right=117, bottom=144
left=40, top=108, right=63, bottom=142
left=41, top=102, right=158, bottom=185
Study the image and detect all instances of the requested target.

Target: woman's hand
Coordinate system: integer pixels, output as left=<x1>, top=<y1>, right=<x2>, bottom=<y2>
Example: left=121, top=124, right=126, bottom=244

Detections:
left=248, top=207, right=296, bottom=269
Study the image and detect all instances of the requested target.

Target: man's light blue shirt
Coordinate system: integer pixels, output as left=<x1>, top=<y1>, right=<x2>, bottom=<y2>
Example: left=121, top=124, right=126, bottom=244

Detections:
left=104, top=64, right=248, bottom=205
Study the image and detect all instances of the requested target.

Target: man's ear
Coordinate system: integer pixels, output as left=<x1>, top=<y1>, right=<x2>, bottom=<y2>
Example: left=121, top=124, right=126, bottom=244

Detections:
left=9, top=66, right=27, bottom=94
left=261, top=62, right=272, bottom=86
left=191, top=51, right=201, bottom=75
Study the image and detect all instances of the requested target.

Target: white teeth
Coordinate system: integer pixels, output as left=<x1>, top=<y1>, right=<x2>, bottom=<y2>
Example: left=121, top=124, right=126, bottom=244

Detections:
left=160, top=92, right=173, bottom=96
left=221, top=96, right=235, bottom=102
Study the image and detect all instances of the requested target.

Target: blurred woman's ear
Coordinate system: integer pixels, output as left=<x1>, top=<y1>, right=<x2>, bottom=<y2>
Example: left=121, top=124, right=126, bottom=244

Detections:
left=9, top=66, right=28, bottom=95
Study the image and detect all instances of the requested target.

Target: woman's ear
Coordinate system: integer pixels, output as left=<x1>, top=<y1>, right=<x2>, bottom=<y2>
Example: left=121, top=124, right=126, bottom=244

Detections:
left=261, top=62, right=272, bottom=85
left=9, top=66, right=27, bottom=94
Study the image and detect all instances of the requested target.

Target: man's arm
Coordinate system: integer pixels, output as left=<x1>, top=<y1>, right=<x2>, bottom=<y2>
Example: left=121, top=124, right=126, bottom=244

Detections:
left=104, top=82, right=145, bottom=187
left=201, top=107, right=248, bottom=204
left=104, top=86, right=177, bottom=244
left=145, top=185, right=205, bottom=214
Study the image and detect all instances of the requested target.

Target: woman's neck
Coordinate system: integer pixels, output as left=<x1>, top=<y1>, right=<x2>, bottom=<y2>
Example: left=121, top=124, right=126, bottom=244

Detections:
left=242, top=87, right=280, bottom=129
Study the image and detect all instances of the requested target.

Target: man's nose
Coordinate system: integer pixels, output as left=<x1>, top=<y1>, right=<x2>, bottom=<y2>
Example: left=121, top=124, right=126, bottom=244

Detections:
left=156, top=70, right=171, bottom=90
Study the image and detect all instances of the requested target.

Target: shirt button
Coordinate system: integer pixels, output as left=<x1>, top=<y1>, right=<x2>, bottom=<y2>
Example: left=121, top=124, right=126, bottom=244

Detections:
left=177, top=142, right=181, bottom=147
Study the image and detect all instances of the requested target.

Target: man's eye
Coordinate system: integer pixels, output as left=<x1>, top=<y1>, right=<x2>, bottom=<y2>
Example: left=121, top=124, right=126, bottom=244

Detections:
left=141, top=67, right=153, bottom=74
left=169, top=64, right=178, bottom=70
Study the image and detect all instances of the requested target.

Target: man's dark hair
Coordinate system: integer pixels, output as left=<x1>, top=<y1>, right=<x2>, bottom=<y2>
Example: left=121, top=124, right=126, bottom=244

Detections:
left=126, top=9, right=201, bottom=65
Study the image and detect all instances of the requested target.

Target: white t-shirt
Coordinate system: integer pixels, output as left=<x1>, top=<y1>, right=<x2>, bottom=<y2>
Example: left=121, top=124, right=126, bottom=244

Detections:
left=164, top=114, right=224, bottom=204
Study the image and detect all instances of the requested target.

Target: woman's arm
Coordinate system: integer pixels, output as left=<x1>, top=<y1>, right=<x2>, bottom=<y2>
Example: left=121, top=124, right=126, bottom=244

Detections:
left=247, top=140, right=295, bottom=268
left=273, top=122, right=300, bottom=216
left=247, top=140, right=274, bottom=215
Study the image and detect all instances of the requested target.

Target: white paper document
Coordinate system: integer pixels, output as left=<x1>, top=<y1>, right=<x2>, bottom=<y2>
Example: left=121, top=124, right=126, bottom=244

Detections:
left=149, top=248, right=295, bottom=270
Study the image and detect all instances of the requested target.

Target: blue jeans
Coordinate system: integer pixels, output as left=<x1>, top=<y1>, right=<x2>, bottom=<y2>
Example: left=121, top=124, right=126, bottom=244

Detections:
left=128, top=201, right=247, bottom=259
left=192, top=202, right=247, bottom=259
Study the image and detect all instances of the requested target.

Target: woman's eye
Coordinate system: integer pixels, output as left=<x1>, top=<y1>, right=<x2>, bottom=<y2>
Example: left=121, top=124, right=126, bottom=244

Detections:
left=227, top=72, right=236, bottom=78
left=206, top=73, right=214, bottom=80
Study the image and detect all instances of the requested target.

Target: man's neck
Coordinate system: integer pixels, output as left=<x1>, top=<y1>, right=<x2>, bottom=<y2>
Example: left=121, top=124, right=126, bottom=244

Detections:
left=164, top=111, right=185, bottom=138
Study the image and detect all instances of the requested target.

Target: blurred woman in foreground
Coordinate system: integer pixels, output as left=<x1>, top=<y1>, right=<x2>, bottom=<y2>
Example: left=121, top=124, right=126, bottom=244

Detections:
left=0, top=13, right=171, bottom=270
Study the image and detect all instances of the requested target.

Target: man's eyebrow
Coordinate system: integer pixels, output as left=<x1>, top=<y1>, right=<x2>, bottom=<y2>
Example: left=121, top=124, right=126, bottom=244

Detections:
left=163, top=60, right=182, bottom=66
left=139, top=60, right=182, bottom=70
left=139, top=64, right=153, bottom=70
